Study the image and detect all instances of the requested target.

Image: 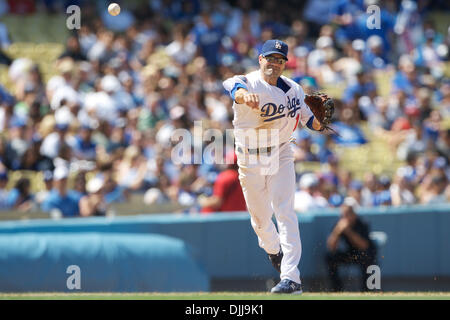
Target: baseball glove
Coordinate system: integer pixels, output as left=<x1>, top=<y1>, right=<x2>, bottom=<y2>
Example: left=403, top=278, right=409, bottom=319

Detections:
left=304, top=92, right=336, bottom=134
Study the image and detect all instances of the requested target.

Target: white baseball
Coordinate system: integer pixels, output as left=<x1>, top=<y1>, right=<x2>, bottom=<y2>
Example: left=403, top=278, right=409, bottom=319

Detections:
left=108, top=3, right=121, bottom=16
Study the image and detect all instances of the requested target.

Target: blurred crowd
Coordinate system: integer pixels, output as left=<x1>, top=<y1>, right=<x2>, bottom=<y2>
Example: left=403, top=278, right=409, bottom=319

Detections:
left=0, top=0, right=448, bottom=218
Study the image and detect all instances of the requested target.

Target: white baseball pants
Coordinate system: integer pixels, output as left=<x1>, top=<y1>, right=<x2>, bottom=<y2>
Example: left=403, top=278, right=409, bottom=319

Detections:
left=236, top=142, right=302, bottom=284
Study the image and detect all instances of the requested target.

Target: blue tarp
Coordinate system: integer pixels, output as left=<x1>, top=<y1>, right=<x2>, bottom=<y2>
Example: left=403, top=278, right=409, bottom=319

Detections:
left=0, top=232, right=209, bottom=292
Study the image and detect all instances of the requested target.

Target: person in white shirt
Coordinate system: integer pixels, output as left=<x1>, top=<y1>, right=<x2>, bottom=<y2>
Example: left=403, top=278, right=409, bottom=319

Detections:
left=294, top=173, right=328, bottom=213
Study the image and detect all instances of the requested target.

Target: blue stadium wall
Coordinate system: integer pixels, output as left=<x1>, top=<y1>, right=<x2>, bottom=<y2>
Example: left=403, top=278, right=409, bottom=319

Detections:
left=0, top=204, right=449, bottom=292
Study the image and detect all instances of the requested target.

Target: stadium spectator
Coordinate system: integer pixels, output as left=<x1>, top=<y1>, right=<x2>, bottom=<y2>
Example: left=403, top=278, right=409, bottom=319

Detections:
left=41, top=166, right=82, bottom=218
left=73, top=171, right=87, bottom=196
left=325, top=203, right=377, bottom=291
left=361, top=172, right=377, bottom=207
left=199, top=151, right=246, bottom=213
left=316, top=47, right=343, bottom=86
left=0, top=10, right=11, bottom=50
left=39, top=111, right=73, bottom=160
left=165, top=24, right=197, bottom=66
left=363, top=35, right=390, bottom=70
left=436, top=128, right=450, bottom=160
left=292, top=130, right=319, bottom=162
left=294, top=173, right=328, bottom=213
left=34, top=170, right=54, bottom=208
left=79, top=176, right=108, bottom=217
left=345, top=180, right=364, bottom=207
left=332, top=100, right=368, bottom=146
left=342, top=67, right=377, bottom=105
left=116, top=145, right=148, bottom=192
left=372, top=175, right=392, bottom=206
left=413, top=28, right=446, bottom=77
left=20, top=136, right=51, bottom=171
left=3, top=117, right=28, bottom=170
left=390, top=167, right=417, bottom=206
left=190, top=9, right=224, bottom=67
left=420, top=173, right=448, bottom=204
left=0, top=170, right=9, bottom=209
left=356, top=1, right=396, bottom=53
left=6, top=177, right=33, bottom=211
left=58, top=35, right=87, bottom=62
left=67, top=123, right=97, bottom=161
left=302, top=0, right=335, bottom=37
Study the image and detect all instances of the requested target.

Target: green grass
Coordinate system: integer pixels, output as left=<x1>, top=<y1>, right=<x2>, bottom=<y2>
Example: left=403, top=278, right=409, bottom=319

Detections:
left=1, top=292, right=450, bottom=300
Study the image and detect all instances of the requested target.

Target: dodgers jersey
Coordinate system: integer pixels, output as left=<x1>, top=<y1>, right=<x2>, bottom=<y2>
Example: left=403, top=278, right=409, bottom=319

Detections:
left=223, top=70, right=314, bottom=148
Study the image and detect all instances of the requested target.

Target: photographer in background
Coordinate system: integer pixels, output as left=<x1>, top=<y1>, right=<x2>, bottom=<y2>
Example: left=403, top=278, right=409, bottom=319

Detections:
left=325, top=202, right=377, bottom=291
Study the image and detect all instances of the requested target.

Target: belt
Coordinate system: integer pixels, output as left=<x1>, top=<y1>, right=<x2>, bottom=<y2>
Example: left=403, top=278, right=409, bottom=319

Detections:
left=237, top=142, right=287, bottom=155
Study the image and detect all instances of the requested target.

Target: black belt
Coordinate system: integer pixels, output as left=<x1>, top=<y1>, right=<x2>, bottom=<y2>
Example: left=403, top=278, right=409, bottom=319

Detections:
left=237, top=142, right=286, bottom=155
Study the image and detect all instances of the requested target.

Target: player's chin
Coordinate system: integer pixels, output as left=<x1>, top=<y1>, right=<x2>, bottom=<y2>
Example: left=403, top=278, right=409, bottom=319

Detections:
left=264, top=68, right=273, bottom=76
left=272, top=67, right=283, bottom=74
left=265, top=68, right=281, bottom=77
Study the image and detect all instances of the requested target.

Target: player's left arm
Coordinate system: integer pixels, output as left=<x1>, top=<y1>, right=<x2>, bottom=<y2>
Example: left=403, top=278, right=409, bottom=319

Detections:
left=311, top=117, right=324, bottom=131
left=297, top=88, right=325, bottom=131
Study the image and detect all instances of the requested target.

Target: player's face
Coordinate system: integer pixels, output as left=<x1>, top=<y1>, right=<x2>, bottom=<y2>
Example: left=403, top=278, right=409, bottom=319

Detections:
left=260, top=53, right=286, bottom=78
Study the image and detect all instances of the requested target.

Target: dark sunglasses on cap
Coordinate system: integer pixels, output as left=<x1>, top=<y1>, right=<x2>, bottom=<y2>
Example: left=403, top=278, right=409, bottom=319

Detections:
left=264, top=56, right=286, bottom=64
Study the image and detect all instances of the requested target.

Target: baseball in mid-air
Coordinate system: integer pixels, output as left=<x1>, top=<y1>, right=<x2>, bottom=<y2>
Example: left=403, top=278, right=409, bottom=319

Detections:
left=108, top=3, right=121, bottom=16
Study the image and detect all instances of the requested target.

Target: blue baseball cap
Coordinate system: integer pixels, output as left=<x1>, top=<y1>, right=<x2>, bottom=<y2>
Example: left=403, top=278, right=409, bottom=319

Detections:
left=261, top=39, right=288, bottom=60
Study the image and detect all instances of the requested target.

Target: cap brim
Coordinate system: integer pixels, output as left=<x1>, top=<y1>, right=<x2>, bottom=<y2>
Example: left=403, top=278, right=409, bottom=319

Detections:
left=262, top=51, right=288, bottom=60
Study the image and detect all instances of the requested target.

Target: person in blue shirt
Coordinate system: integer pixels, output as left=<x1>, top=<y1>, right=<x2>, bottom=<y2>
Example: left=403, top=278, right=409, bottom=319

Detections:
left=391, top=55, right=418, bottom=99
left=332, top=120, right=368, bottom=146
left=317, top=135, right=336, bottom=164
left=372, top=175, right=392, bottom=206
left=331, top=100, right=368, bottom=147
left=6, top=177, right=34, bottom=211
left=69, top=124, right=97, bottom=161
left=330, top=0, right=365, bottom=46
left=0, top=171, right=10, bottom=210
left=354, top=2, right=396, bottom=53
left=106, top=118, right=132, bottom=154
left=0, top=85, right=14, bottom=105
left=190, top=10, right=223, bottom=67
left=294, top=130, right=319, bottom=162
left=41, top=166, right=82, bottom=218
left=342, top=68, right=377, bottom=104
left=362, top=35, right=390, bottom=70
left=170, top=0, right=201, bottom=22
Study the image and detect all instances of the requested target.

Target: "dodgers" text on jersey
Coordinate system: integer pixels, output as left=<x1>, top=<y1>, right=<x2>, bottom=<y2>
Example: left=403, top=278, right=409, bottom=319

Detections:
left=260, top=96, right=301, bottom=122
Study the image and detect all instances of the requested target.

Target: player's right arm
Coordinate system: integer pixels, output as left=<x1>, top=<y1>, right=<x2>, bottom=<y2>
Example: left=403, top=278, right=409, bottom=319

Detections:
left=223, top=75, right=259, bottom=109
left=234, top=88, right=259, bottom=109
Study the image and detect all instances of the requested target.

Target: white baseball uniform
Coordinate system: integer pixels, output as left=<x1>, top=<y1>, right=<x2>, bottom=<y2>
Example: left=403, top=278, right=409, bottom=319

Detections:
left=223, top=70, right=316, bottom=285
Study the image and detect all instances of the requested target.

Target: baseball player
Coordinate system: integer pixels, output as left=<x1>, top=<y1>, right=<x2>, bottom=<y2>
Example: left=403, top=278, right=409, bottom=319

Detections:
left=223, top=39, right=333, bottom=294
